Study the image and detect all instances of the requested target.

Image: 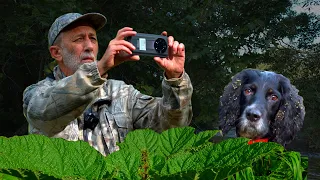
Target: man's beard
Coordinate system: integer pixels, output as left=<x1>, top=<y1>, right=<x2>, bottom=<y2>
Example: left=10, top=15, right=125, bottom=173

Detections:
left=61, top=48, right=96, bottom=74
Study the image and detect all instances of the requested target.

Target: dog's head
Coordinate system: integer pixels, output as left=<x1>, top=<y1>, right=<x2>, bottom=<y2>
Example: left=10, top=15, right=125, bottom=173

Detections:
left=219, top=69, right=305, bottom=146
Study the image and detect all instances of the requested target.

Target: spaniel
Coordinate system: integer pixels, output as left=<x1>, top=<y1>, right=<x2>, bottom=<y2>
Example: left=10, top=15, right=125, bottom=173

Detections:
left=219, top=69, right=305, bottom=146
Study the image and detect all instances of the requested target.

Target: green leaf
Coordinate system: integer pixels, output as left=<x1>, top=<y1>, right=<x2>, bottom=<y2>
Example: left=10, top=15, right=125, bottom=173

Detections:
left=0, top=127, right=308, bottom=179
left=158, top=138, right=284, bottom=179
left=0, top=171, right=21, bottom=180
left=117, top=128, right=159, bottom=153
left=0, top=135, right=108, bottom=179
left=158, top=127, right=218, bottom=156
left=0, top=169, right=59, bottom=180
left=105, top=148, right=142, bottom=180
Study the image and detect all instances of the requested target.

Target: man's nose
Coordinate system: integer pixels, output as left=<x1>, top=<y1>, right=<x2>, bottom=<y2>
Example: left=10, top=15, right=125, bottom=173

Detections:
left=84, top=38, right=94, bottom=51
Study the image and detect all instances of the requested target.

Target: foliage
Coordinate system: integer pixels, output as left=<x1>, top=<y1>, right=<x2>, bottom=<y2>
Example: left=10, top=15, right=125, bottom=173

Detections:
left=0, top=127, right=308, bottom=179
left=1, top=0, right=320, bottom=151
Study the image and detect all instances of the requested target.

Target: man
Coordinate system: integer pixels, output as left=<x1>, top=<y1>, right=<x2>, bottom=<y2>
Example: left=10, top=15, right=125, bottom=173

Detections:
left=23, top=12, right=193, bottom=156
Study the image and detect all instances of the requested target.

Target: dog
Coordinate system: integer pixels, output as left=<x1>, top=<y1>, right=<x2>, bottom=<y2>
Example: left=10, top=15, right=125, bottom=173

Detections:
left=219, top=69, right=305, bottom=146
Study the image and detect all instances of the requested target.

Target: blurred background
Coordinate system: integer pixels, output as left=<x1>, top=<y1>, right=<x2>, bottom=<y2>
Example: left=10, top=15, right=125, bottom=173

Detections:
left=0, top=0, right=319, bottom=178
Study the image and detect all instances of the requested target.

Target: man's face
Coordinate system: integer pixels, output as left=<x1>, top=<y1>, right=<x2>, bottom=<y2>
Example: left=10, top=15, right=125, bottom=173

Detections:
left=60, top=25, right=99, bottom=74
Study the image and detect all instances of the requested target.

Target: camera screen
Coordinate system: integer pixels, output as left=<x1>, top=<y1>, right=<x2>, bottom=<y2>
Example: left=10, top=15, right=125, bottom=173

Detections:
left=135, top=39, right=156, bottom=51
left=138, top=38, right=146, bottom=51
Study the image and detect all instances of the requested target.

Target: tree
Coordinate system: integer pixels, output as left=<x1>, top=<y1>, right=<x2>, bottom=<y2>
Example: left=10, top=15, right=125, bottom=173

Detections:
left=0, top=0, right=319, bottom=153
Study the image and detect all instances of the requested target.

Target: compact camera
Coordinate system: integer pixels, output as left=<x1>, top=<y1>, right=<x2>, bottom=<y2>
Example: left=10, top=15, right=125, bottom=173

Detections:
left=126, top=33, right=168, bottom=58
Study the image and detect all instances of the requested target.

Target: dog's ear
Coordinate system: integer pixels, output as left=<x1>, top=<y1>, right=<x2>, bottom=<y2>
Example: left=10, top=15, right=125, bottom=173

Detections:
left=219, top=69, right=251, bottom=134
left=271, top=75, right=305, bottom=146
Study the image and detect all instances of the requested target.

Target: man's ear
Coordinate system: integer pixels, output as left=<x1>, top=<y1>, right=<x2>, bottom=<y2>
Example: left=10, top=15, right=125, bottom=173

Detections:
left=49, top=46, right=63, bottom=62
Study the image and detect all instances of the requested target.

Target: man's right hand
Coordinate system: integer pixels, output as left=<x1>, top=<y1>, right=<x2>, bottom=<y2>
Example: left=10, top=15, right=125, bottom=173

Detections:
left=97, top=27, right=140, bottom=76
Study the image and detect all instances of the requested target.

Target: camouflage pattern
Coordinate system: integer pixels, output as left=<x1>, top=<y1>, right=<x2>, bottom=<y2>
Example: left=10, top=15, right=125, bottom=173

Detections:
left=23, top=62, right=193, bottom=156
left=48, top=13, right=107, bottom=46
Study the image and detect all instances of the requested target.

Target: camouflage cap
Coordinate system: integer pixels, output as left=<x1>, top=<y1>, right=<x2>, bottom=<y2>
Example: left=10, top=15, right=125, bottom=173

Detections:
left=48, top=13, right=107, bottom=46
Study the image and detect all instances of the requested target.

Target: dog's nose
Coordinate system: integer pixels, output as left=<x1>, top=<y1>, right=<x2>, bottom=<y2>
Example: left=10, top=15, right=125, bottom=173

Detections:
left=246, top=109, right=261, bottom=122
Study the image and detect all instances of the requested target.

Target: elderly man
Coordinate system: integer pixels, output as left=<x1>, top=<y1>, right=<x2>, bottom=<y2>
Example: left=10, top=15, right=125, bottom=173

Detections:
left=23, top=12, right=193, bottom=156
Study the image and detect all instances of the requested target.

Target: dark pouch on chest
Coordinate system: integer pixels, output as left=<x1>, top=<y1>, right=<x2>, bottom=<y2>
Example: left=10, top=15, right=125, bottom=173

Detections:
left=84, top=99, right=111, bottom=130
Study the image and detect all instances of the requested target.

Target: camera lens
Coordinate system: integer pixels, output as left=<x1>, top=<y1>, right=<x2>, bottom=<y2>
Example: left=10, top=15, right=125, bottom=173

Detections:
left=154, top=38, right=167, bottom=53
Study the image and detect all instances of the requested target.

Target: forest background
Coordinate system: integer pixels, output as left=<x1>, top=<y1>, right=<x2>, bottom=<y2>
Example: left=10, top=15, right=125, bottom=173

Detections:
left=0, top=0, right=320, bottom=156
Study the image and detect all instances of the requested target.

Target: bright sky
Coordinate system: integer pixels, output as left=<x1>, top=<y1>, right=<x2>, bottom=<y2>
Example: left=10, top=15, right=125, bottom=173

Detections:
left=292, top=1, right=320, bottom=15
left=292, top=2, right=320, bottom=44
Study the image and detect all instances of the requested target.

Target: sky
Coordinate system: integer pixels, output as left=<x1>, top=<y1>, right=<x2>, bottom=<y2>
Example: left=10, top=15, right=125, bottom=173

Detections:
left=292, top=0, right=320, bottom=15
left=293, top=2, right=320, bottom=43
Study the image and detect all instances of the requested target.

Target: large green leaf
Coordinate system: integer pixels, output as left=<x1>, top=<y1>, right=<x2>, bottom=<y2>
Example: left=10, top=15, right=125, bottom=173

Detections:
left=158, top=138, right=283, bottom=179
left=0, top=135, right=108, bottom=179
left=0, top=127, right=308, bottom=179
left=158, top=128, right=219, bottom=156
left=104, top=127, right=307, bottom=179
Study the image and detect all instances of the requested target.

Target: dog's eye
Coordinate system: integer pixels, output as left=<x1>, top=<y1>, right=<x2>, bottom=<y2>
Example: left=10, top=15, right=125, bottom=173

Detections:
left=244, top=88, right=253, bottom=95
left=270, top=95, right=278, bottom=101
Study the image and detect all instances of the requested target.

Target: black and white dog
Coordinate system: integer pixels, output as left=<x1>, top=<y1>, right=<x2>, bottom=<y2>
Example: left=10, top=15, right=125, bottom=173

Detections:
left=219, top=69, right=305, bottom=146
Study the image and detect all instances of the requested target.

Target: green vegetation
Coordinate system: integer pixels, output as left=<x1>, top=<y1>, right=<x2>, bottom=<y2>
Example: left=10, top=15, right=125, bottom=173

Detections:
left=0, top=127, right=308, bottom=179
left=1, top=1, right=320, bottom=152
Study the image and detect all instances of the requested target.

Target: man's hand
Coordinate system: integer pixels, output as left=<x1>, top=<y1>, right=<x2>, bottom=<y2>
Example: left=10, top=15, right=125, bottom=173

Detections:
left=154, top=31, right=185, bottom=79
left=97, top=27, right=140, bottom=76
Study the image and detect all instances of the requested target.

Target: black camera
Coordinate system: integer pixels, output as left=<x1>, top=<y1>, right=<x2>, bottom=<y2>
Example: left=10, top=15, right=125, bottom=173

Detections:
left=126, top=33, right=168, bottom=58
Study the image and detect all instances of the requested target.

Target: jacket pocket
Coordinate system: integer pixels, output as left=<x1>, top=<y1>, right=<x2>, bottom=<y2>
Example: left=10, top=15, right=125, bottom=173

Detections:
left=109, top=112, right=133, bottom=142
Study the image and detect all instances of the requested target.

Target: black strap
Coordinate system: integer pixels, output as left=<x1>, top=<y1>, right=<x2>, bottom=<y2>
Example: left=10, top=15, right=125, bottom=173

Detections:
left=46, top=72, right=55, bottom=80
left=84, top=99, right=111, bottom=131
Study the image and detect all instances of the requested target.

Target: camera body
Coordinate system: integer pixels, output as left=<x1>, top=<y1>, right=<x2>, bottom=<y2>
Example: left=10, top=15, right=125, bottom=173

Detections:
left=126, top=33, right=168, bottom=58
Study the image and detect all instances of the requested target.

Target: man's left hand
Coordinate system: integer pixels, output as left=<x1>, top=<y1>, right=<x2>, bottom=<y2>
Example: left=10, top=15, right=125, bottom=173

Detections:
left=154, top=31, right=185, bottom=79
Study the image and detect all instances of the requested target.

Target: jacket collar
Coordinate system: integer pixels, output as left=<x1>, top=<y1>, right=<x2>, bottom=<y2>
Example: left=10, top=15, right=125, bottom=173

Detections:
left=53, top=65, right=66, bottom=80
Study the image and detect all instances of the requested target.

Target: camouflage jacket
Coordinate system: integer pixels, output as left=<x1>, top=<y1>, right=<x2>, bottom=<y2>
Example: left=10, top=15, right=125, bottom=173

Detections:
left=23, top=62, right=193, bottom=156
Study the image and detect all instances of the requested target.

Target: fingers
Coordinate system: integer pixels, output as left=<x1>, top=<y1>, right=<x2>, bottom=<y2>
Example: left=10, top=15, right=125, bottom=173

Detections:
left=154, top=56, right=164, bottom=66
left=109, top=39, right=135, bottom=51
left=172, top=41, right=179, bottom=55
left=99, top=28, right=140, bottom=72
left=115, top=45, right=133, bottom=55
left=168, top=36, right=174, bottom=47
left=112, top=27, right=137, bottom=57
left=129, top=55, right=140, bottom=61
left=107, top=41, right=135, bottom=57
left=161, top=31, right=167, bottom=36
left=166, top=36, right=185, bottom=57
left=115, top=27, right=137, bottom=40
left=110, top=27, right=137, bottom=54
left=108, top=39, right=140, bottom=61
left=117, top=27, right=133, bottom=34
left=177, top=43, right=185, bottom=56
